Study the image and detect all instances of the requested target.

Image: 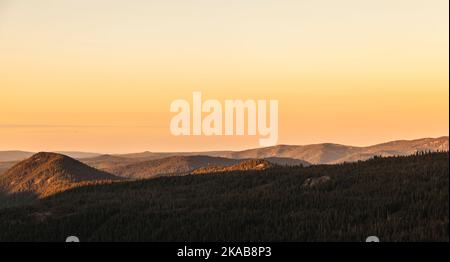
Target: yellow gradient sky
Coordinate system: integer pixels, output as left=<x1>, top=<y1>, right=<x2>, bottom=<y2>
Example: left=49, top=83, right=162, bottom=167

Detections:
left=0, top=0, right=448, bottom=153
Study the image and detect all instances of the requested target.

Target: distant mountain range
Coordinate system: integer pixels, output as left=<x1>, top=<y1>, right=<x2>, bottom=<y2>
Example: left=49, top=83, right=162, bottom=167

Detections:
left=202, top=136, right=449, bottom=164
left=0, top=137, right=447, bottom=183
left=1, top=137, right=447, bottom=164
left=114, top=136, right=449, bottom=164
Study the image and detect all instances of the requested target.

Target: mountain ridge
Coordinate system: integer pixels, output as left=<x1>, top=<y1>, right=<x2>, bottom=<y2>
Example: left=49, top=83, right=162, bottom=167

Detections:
left=191, top=159, right=274, bottom=175
left=1, top=136, right=447, bottom=165
left=116, top=136, right=448, bottom=164
left=108, top=155, right=242, bottom=179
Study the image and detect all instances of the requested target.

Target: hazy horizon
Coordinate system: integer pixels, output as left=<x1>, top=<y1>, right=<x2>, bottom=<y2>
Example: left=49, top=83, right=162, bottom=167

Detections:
left=1, top=0, right=448, bottom=152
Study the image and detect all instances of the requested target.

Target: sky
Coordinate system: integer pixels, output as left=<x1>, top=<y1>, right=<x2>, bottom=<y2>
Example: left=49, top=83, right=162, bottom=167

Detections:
left=0, top=0, right=448, bottom=153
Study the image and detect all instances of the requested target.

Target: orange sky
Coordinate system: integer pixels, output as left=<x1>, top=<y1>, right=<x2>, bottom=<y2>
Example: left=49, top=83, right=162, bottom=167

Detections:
left=0, top=0, right=448, bottom=153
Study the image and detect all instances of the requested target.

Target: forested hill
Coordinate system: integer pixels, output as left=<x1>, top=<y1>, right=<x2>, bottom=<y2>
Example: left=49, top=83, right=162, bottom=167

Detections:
left=0, top=152, right=448, bottom=242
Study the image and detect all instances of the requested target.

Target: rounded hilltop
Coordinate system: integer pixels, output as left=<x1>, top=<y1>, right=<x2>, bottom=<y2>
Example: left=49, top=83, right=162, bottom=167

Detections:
left=0, top=152, right=120, bottom=198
